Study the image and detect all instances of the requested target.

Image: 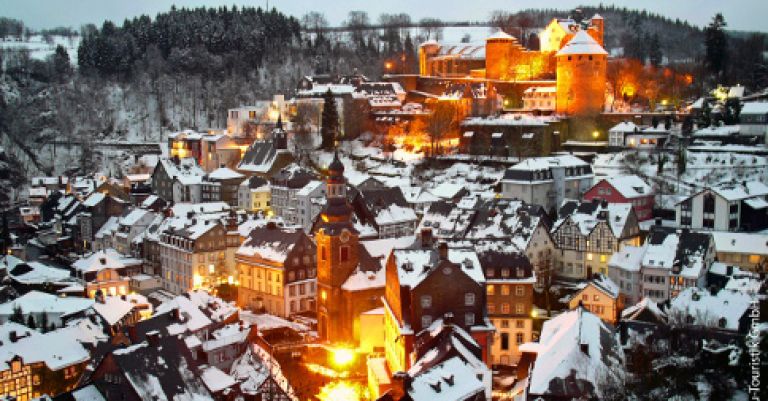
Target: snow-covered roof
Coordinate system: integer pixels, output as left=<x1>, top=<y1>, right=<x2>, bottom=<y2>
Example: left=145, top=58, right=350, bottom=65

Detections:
left=508, top=155, right=588, bottom=172
left=120, top=208, right=153, bottom=227
left=740, top=102, right=768, bottom=115
left=487, top=30, right=515, bottom=40
left=239, top=312, right=309, bottom=332
left=692, top=125, right=741, bottom=137
left=556, top=29, right=607, bottom=56
left=576, top=274, right=620, bottom=298
left=642, top=232, right=679, bottom=268
left=525, top=308, right=622, bottom=398
left=201, top=365, right=236, bottom=393
left=72, top=248, right=141, bottom=273
left=554, top=201, right=633, bottom=238
left=407, top=355, right=486, bottom=401
left=0, top=291, right=93, bottom=318
left=0, top=326, right=90, bottom=371
left=430, top=182, right=465, bottom=199
left=230, top=344, right=297, bottom=400
left=158, top=157, right=206, bottom=186
left=621, top=297, right=667, bottom=321
left=82, top=192, right=106, bottom=207
left=341, top=267, right=386, bottom=292
left=93, top=297, right=135, bottom=326
left=711, top=232, right=768, bottom=255
left=390, top=248, right=484, bottom=289
left=596, top=175, right=653, bottom=199
left=374, top=204, right=418, bottom=226
left=710, top=180, right=768, bottom=202
left=608, top=244, right=646, bottom=272
left=207, top=167, right=245, bottom=181
left=669, top=288, right=753, bottom=331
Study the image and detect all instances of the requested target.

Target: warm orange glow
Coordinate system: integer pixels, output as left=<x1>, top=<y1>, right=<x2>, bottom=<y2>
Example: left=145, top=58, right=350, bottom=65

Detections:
left=331, top=347, right=355, bottom=368
left=321, top=290, right=327, bottom=301
left=317, top=381, right=364, bottom=401
left=385, top=61, right=393, bottom=70
left=303, top=363, right=349, bottom=378
left=193, top=274, right=203, bottom=289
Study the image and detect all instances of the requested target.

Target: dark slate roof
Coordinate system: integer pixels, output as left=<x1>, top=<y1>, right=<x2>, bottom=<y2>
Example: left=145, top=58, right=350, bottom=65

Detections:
left=240, top=225, right=314, bottom=262
left=238, top=141, right=277, bottom=170
left=95, top=335, right=212, bottom=401
left=246, top=176, right=268, bottom=189
left=359, top=187, right=409, bottom=214
left=270, top=166, right=316, bottom=189
left=476, top=250, right=533, bottom=279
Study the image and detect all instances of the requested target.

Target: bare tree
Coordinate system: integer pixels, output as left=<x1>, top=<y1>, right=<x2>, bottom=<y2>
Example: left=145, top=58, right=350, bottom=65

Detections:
left=419, top=18, right=443, bottom=41
left=301, top=12, right=328, bottom=37
left=425, top=101, right=458, bottom=157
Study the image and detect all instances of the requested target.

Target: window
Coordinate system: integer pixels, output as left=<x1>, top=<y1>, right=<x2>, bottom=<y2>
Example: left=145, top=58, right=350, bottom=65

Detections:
left=501, top=268, right=510, bottom=277
left=501, top=319, right=510, bottom=328
left=516, top=320, right=524, bottom=329
left=488, top=303, right=495, bottom=313
left=501, top=285, right=510, bottom=295
left=464, top=292, right=476, bottom=306
left=516, top=304, right=525, bottom=314
left=422, top=315, right=433, bottom=328
left=465, top=312, right=475, bottom=326
left=703, top=193, right=716, bottom=214
left=340, top=246, right=349, bottom=262
left=516, top=333, right=524, bottom=344
left=501, top=303, right=510, bottom=313
left=321, top=246, right=327, bottom=261
left=516, top=268, right=525, bottom=278
left=500, top=333, right=510, bottom=350
left=515, top=286, right=525, bottom=296
left=593, top=294, right=600, bottom=301
left=420, top=295, right=432, bottom=308
left=486, top=268, right=494, bottom=278
left=487, top=285, right=495, bottom=295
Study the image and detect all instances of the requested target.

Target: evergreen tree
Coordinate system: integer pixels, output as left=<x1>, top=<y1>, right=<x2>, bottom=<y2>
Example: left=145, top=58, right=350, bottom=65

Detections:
left=53, top=45, right=71, bottom=79
left=648, top=33, right=662, bottom=67
left=40, top=313, right=50, bottom=333
left=704, top=13, right=728, bottom=81
left=9, top=305, right=23, bottom=324
left=0, top=212, right=10, bottom=255
left=26, top=314, right=36, bottom=330
left=677, top=148, right=687, bottom=176
left=320, top=88, right=339, bottom=150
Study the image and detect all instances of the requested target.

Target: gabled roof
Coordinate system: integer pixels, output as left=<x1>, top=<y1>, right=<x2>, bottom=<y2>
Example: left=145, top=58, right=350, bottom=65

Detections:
left=556, top=29, right=608, bottom=56
left=524, top=308, right=623, bottom=398
left=594, top=175, right=653, bottom=199
left=390, top=248, right=484, bottom=289
left=554, top=200, right=634, bottom=238
left=621, top=297, right=667, bottom=324
left=236, top=225, right=312, bottom=264
left=103, top=336, right=212, bottom=400
left=669, top=288, right=752, bottom=331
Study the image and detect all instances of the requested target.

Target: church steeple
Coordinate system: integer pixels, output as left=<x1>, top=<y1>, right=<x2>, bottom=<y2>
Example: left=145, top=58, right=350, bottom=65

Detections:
left=327, top=151, right=346, bottom=200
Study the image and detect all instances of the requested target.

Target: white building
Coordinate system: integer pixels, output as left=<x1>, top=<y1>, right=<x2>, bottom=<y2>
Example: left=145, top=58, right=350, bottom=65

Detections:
left=523, top=86, right=556, bottom=111
left=501, top=155, right=593, bottom=211
left=675, top=180, right=768, bottom=232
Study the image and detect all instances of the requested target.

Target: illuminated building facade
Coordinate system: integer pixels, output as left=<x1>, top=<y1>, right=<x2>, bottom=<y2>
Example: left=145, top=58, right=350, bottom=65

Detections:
left=315, top=153, right=385, bottom=344
left=417, top=14, right=607, bottom=117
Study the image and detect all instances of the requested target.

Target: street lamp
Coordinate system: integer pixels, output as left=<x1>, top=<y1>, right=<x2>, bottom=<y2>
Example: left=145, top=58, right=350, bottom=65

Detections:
left=592, top=130, right=600, bottom=139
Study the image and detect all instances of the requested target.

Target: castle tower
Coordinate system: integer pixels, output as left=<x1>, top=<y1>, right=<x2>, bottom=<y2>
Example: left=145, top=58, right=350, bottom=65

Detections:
left=419, top=40, right=440, bottom=76
left=555, top=30, right=608, bottom=116
left=315, top=152, right=359, bottom=343
left=485, top=30, right=517, bottom=80
left=588, top=14, right=604, bottom=47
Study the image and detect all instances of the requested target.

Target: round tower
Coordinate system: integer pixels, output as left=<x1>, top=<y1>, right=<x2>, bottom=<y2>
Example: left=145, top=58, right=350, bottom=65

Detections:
left=555, top=30, right=608, bottom=116
left=485, top=30, right=517, bottom=81
left=419, top=40, right=440, bottom=76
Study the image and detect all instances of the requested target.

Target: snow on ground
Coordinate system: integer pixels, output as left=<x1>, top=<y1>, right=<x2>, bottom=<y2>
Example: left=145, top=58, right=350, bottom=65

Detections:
left=0, top=35, right=81, bottom=64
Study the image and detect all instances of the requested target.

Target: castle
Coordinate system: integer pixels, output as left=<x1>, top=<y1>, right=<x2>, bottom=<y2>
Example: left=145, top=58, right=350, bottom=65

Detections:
left=417, top=14, right=607, bottom=116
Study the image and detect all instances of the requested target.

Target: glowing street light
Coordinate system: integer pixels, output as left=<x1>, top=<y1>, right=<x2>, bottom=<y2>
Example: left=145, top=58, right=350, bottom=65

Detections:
left=331, top=347, right=355, bottom=368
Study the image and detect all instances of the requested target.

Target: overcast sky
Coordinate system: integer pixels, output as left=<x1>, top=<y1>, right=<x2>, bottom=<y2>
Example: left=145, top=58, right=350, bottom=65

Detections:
left=4, top=0, right=767, bottom=32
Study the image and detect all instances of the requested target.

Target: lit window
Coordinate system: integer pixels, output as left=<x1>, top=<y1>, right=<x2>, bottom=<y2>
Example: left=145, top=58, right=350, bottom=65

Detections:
left=487, top=285, right=495, bottom=295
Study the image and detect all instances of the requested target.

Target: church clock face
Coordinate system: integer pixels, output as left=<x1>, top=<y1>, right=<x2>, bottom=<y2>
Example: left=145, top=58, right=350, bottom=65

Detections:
left=340, top=230, right=350, bottom=243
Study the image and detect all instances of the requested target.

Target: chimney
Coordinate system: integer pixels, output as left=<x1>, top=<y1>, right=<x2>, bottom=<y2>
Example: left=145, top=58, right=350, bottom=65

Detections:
left=726, top=265, right=733, bottom=276
left=9, top=331, right=17, bottom=343
left=438, top=242, right=448, bottom=260
left=146, top=330, right=161, bottom=347
left=391, top=371, right=412, bottom=398
left=266, top=221, right=277, bottom=230
left=709, top=286, right=718, bottom=296
left=421, top=228, right=434, bottom=248
left=655, top=217, right=662, bottom=226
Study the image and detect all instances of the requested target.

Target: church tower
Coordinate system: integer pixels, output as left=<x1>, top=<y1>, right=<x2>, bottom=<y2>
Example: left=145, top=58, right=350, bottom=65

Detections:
left=316, top=152, right=359, bottom=343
